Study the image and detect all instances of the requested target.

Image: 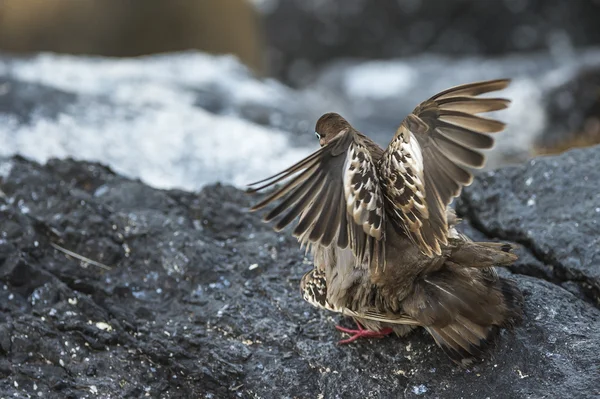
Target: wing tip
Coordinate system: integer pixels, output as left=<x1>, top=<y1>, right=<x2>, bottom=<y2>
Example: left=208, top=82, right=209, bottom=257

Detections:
left=246, top=186, right=261, bottom=195
left=477, top=78, right=511, bottom=91
left=431, top=78, right=512, bottom=101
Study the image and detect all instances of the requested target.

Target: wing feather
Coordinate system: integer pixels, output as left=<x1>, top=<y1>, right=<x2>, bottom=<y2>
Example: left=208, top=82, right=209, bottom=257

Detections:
left=379, top=79, right=511, bottom=256
left=248, top=128, right=386, bottom=270
left=273, top=175, right=326, bottom=230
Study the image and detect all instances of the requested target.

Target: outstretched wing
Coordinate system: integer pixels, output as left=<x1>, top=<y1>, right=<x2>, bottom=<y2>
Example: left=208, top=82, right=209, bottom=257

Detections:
left=379, top=79, right=511, bottom=257
left=248, top=129, right=386, bottom=269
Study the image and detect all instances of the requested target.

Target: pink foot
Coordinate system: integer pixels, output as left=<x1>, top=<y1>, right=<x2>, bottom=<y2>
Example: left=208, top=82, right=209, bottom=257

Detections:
left=335, top=321, right=393, bottom=344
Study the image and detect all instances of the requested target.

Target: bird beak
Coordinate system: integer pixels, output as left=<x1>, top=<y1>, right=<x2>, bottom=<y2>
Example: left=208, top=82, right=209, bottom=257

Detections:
left=319, top=138, right=325, bottom=146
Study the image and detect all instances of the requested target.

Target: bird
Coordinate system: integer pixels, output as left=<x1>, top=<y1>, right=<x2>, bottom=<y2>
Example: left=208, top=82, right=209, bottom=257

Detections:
left=247, top=79, right=523, bottom=365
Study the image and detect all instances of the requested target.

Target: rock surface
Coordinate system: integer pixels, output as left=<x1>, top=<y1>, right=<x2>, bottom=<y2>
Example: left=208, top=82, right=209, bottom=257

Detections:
left=457, top=147, right=600, bottom=307
left=0, top=145, right=599, bottom=398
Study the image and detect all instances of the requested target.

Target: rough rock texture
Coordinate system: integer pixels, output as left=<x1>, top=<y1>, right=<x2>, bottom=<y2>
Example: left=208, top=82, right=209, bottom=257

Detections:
left=1, top=145, right=599, bottom=398
left=260, top=0, right=600, bottom=84
left=457, top=146, right=600, bottom=307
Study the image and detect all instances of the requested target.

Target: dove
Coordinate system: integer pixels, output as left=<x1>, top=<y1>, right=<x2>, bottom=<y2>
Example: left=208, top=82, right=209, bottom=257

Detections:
left=248, top=80, right=523, bottom=364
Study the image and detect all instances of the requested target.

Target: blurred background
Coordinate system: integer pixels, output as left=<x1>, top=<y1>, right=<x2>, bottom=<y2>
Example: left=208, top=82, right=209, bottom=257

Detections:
left=1, top=0, right=600, bottom=189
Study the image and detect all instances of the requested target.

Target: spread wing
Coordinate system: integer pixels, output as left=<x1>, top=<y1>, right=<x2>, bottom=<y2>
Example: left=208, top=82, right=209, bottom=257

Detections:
left=379, top=79, right=511, bottom=257
left=248, top=129, right=386, bottom=269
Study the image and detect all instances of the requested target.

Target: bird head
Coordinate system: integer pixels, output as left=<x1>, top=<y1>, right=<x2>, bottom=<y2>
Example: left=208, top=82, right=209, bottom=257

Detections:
left=314, top=112, right=351, bottom=147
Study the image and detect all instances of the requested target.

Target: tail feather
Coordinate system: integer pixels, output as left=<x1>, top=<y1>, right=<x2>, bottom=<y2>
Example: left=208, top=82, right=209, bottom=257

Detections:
left=426, top=319, right=499, bottom=365
left=404, top=266, right=524, bottom=365
left=497, top=278, right=525, bottom=326
left=448, top=240, right=518, bottom=268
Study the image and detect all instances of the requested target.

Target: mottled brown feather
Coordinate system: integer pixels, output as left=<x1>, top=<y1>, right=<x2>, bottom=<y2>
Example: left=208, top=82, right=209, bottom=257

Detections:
left=248, top=121, right=386, bottom=270
left=379, top=79, right=511, bottom=256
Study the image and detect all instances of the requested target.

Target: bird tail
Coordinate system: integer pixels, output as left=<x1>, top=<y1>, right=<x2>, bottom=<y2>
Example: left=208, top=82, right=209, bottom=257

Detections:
left=405, top=267, right=523, bottom=365
left=447, top=240, right=518, bottom=268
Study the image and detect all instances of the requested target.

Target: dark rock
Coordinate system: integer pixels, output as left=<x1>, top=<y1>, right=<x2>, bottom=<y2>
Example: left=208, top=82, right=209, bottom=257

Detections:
left=457, top=145, right=600, bottom=306
left=261, top=0, right=600, bottom=85
left=0, top=153, right=598, bottom=398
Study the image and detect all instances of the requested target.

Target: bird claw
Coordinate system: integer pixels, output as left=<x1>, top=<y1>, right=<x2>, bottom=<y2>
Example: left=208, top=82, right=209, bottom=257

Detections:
left=335, top=322, right=393, bottom=345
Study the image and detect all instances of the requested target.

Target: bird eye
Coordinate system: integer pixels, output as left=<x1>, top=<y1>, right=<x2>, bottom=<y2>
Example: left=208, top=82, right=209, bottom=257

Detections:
left=315, top=132, right=321, bottom=140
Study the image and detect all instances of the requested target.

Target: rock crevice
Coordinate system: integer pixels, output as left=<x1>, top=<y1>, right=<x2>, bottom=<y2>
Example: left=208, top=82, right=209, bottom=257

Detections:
left=459, top=194, right=600, bottom=307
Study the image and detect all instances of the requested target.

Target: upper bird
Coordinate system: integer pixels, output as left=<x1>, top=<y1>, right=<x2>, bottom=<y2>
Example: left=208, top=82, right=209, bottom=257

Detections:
left=247, top=79, right=523, bottom=365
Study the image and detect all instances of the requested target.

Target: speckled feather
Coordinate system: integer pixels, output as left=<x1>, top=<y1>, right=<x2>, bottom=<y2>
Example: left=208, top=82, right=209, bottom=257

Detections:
left=248, top=124, right=386, bottom=271
left=380, top=79, right=511, bottom=257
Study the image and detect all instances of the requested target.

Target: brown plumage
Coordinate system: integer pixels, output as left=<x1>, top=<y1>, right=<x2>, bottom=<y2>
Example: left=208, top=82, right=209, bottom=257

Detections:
left=248, top=79, right=523, bottom=365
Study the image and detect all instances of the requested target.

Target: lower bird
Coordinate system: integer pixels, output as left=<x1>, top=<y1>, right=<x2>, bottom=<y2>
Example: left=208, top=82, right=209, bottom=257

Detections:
left=248, top=79, right=523, bottom=365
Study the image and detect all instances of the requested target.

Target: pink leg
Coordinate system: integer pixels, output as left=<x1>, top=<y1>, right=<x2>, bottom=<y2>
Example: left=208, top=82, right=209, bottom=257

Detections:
left=335, top=320, right=393, bottom=344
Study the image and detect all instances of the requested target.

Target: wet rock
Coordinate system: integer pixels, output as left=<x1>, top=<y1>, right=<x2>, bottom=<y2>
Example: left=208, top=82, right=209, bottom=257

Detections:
left=0, top=153, right=598, bottom=398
